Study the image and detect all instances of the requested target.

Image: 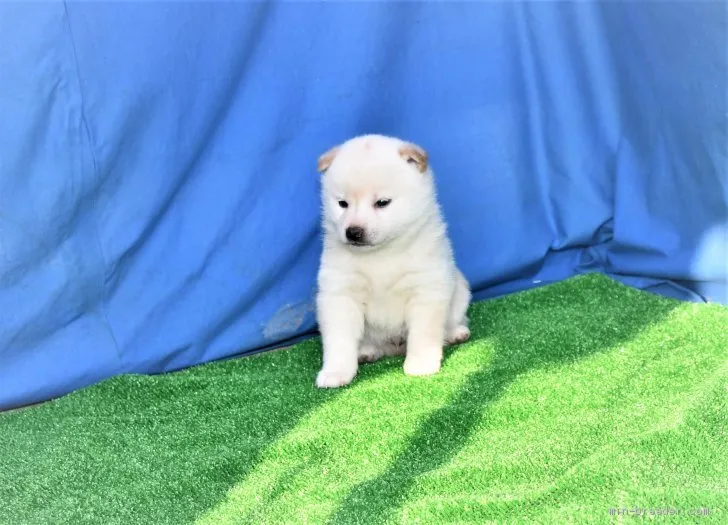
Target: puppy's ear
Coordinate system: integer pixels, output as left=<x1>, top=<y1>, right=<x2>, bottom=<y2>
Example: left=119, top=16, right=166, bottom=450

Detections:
left=317, top=145, right=340, bottom=173
left=399, top=143, right=428, bottom=173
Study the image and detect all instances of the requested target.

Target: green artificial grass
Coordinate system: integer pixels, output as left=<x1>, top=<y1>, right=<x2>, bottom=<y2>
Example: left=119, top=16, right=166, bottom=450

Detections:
left=2, top=273, right=727, bottom=524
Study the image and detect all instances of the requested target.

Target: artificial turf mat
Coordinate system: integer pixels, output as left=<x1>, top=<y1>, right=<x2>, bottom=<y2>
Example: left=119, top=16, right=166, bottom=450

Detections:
left=1, top=273, right=727, bottom=524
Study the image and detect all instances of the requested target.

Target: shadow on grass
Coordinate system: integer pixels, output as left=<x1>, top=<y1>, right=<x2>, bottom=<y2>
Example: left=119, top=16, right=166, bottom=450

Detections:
left=327, top=276, right=678, bottom=524
left=0, top=337, right=346, bottom=525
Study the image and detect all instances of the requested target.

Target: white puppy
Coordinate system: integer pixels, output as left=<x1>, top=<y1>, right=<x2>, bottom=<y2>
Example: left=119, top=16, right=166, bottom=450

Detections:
left=314, top=134, right=471, bottom=388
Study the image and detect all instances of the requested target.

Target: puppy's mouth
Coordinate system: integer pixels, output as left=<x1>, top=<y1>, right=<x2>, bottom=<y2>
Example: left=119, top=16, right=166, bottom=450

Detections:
left=347, top=240, right=374, bottom=248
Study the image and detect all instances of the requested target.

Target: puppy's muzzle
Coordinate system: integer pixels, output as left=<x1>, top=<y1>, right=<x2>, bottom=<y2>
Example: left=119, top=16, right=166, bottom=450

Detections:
left=345, top=226, right=366, bottom=245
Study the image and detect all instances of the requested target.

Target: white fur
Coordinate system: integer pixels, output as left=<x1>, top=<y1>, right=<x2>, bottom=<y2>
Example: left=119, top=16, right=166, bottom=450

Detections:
left=314, top=134, right=471, bottom=388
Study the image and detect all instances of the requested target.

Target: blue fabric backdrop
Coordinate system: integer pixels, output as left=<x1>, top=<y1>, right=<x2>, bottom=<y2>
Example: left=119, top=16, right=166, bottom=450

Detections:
left=1, top=1, right=726, bottom=410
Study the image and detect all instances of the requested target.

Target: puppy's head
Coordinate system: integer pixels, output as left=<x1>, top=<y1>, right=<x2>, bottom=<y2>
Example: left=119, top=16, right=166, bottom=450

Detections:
left=317, top=134, right=435, bottom=250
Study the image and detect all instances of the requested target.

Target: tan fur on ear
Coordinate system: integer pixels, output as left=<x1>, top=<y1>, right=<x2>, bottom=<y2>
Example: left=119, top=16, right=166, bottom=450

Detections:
left=399, top=143, right=429, bottom=173
left=317, top=146, right=340, bottom=173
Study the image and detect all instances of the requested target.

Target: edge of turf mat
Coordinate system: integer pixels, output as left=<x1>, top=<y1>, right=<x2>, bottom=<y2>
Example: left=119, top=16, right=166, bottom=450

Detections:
left=2, top=273, right=727, bottom=525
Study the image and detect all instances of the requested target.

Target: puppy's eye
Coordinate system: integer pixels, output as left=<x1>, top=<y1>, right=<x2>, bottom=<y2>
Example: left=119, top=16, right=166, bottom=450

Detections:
left=374, top=199, right=391, bottom=209
left=338, top=200, right=348, bottom=209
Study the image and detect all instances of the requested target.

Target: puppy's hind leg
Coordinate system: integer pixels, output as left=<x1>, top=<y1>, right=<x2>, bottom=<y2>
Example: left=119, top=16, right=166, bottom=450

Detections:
left=358, top=343, right=384, bottom=364
left=446, top=270, right=472, bottom=345
left=358, top=337, right=406, bottom=364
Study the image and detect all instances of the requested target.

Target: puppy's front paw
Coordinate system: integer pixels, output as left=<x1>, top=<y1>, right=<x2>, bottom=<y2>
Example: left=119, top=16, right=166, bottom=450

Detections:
left=316, top=366, right=357, bottom=388
left=403, top=354, right=441, bottom=377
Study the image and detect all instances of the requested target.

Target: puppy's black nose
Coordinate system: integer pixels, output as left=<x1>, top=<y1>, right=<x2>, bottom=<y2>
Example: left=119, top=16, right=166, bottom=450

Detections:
left=345, top=226, right=365, bottom=243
